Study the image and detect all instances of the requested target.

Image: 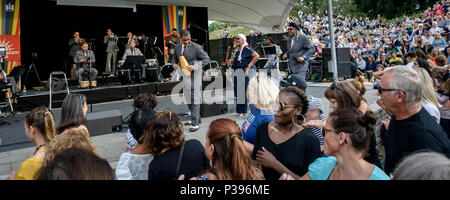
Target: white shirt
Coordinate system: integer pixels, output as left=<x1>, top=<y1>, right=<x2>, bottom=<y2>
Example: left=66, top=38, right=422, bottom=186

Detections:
left=430, top=27, right=443, bottom=35
left=421, top=35, right=434, bottom=45
left=421, top=101, right=441, bottom=124
left=115, top=152, right=153, bottom=180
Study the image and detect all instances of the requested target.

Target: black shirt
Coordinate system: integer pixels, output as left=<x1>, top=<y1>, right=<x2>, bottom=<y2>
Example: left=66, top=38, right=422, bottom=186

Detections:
left=148, top=139, right=210, bottom=180
left=384, top=108, right=450, bottom=175
left=252, top=122, right=321, bottom=180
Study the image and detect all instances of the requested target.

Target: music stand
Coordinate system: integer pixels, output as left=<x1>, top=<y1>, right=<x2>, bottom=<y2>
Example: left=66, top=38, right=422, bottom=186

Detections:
left=123, top=55, right=144, bottom=99
left=262, top=46, right=276, bottom=58
left=8, top=65, right=26, bottom=84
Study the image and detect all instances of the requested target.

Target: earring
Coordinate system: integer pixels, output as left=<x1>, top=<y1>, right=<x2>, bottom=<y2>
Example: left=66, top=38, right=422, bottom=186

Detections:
left=292, top=114, right=306, bottom=127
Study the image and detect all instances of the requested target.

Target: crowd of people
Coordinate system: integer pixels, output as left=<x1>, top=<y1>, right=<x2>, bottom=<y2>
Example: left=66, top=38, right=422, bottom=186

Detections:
left=3, top=1, right=450, bottom=181
left=5, top=64, right=450, bottom=180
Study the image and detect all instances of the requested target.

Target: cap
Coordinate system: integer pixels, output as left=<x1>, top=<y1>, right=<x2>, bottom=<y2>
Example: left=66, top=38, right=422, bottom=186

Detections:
left=282, top=74, right=307, bottom=91
left=288, top=22, right=300, bottom=31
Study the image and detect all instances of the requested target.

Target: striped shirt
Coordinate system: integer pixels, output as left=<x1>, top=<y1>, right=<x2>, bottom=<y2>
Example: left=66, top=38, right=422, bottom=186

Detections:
left=308, top=95, right=325, bottom=146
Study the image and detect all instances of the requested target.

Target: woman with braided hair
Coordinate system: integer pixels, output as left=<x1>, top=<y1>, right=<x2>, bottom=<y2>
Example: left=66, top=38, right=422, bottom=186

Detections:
left=281, top=107, right=390, bottom=180
left=251, top=86, right=321, bottom=180
left=188, top=118, right=263, bottom=180
left=8, top=106, right=56, bottom=180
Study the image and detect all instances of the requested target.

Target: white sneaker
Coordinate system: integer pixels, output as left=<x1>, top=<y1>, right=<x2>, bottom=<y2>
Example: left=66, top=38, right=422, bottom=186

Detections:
left=189, top=125, right=199, bottom=132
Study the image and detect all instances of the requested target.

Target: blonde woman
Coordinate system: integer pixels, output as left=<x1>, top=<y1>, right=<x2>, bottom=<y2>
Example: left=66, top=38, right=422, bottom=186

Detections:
left=242, top=75, right=279, bottom=153
left=41, top=127, right=98, bottom=169
left=8, top=106, right=56, bottom=180
left=415, top=67, right=442, bottom=123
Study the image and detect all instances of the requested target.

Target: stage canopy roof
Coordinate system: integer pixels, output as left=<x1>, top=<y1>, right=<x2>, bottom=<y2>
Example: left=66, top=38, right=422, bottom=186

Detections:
left=56, top=0, right=296, bottom=34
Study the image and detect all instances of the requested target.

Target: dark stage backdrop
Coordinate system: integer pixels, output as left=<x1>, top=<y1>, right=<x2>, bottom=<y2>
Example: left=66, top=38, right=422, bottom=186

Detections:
left=20, top=1, right=209, bottom=87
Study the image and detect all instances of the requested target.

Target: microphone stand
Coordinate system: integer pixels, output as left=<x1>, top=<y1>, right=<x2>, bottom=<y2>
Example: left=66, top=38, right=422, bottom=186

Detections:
left=88, top=41, right=94, bottom=113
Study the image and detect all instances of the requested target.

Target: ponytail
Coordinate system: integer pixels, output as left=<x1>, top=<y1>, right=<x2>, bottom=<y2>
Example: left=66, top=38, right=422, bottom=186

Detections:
left=208, top=118, right=262, bottom=180
left=43, top=109, right=56, bottom=144
left=25, top=106, right=57, bottom=145
left=329, top=108, right=377, bottom=153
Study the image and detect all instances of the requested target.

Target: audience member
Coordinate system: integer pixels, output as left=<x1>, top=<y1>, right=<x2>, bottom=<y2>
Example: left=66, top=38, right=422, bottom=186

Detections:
left=284, top=74, right=326, bottom=148
left=57, top=93, right=88, bottom=135
left=377, top=66, right=450, bottom=175
left=252, top=86, right=321, bottom=180
left=125, top=93, right=157, bottom=152
left=319, top=81, right=382, bottom=167
left=392, top=151, right=450, bottom=180
left=42, top=127, right=97, bottom=168
left=281, top=108, right=389, bottom=180
left=242, top=75, right=279, bottom=153
left=37, top=148, right=114, bottom=180
left=193, top=118, right=263, bottom=180
left=8, top=107, right=56, bottom=180
left=115, top=108, right=155, bottom=180
left=432, top=66, right=450, bottom=134
left=142, top=110, right=209, bottom=180
left=414, top=67, right=442, bottom=123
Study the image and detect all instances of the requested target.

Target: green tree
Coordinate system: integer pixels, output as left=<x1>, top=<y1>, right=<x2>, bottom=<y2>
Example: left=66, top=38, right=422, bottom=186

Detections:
left=208, top=21, right=231, bottom=32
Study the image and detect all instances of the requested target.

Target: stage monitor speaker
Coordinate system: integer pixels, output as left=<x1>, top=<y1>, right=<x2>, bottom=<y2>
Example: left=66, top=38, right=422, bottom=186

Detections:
left=145, top=68, right=158, bottom=82
left=85, top=109, right=122, bottom=137
left=322, top=48, right=351, bottom=63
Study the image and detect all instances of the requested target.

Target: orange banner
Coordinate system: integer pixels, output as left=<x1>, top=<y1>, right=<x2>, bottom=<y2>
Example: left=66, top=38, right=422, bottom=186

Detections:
left=0, top=34, right=21, bottom=62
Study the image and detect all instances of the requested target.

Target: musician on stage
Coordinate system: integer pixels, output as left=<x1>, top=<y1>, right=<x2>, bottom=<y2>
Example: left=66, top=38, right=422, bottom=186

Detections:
left=74, top=42, right=98, bottom=85
left=104, top=29, right=120, bottom=73
left=165, top=28, right=181, bottom=64
left=122, top=40, right=143, bottom=60
left=68, top=32, right=83, bottom=80
left=125, top=32, right=139, bottom=50
left=282, top=22, right=316, bottom=82
left=172, top=29, right=210, bottom=132
left=0, top=55, right=18, bottom=95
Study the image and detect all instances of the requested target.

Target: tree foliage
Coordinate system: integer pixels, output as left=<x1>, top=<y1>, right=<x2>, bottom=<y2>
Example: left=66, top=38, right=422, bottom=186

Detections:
left=290, top=0, right=440, bottom=19
left=208, top=21, right=231, bottom=32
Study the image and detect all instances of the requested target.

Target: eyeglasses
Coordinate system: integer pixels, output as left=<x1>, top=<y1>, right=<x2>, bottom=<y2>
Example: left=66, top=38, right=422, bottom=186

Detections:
left=378, top=86, right=406, bottom=95
left=322, top=128, right=333, bottom=138
left=271, top=101, right=300, bottom=112
left=287, top=28, right=294, bottom=31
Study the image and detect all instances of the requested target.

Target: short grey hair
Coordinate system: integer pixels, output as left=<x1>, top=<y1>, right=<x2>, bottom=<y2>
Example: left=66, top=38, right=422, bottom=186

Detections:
left=393, top=151, right=450, bottom=180
left=384, top=66, right=422, bottom=104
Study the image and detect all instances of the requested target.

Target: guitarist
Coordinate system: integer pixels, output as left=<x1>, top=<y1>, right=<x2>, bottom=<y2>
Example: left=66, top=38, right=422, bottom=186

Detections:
left=172, top=29, right=210, bottom=132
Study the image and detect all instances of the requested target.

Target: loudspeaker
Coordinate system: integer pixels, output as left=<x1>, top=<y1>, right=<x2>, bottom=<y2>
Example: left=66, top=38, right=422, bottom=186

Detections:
left=322, top=48, right=351, bottom=62
left=336, top=62, right=354, bottom=78
left=200, top=102, right=227, bottom=118
left=145, top=68, right=158, bottom=82
left=85, top=109, right=122, bottom=137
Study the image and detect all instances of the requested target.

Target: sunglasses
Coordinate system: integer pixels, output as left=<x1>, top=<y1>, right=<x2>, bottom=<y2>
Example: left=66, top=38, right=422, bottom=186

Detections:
left=272, top=101, right=300, bottom=112
left=330, top=82, right=343, bottom=91
left=377, top=86, right=406, bottom=95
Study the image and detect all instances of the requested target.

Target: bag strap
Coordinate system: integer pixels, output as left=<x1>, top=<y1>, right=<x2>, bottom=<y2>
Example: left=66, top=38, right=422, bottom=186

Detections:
left=176, top=142, right=186, bottom=177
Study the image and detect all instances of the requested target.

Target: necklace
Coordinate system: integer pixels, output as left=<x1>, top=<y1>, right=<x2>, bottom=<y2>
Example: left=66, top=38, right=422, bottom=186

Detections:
left=33, top=144, right=46, bottom=156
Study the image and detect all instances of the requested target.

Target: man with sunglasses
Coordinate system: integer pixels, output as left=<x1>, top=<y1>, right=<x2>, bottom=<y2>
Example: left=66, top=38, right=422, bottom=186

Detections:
left=281, top=22, right=316, bottom=83
left=377, top=66, right=450, bottom=175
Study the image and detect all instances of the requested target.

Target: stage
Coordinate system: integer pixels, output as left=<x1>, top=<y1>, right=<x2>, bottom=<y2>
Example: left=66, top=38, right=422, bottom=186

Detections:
left=17, top=75, right=227, bottom=112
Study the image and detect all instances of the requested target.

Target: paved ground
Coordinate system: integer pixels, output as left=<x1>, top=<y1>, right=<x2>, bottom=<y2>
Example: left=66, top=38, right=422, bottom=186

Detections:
left=0, top=80, right=380, bottom=179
